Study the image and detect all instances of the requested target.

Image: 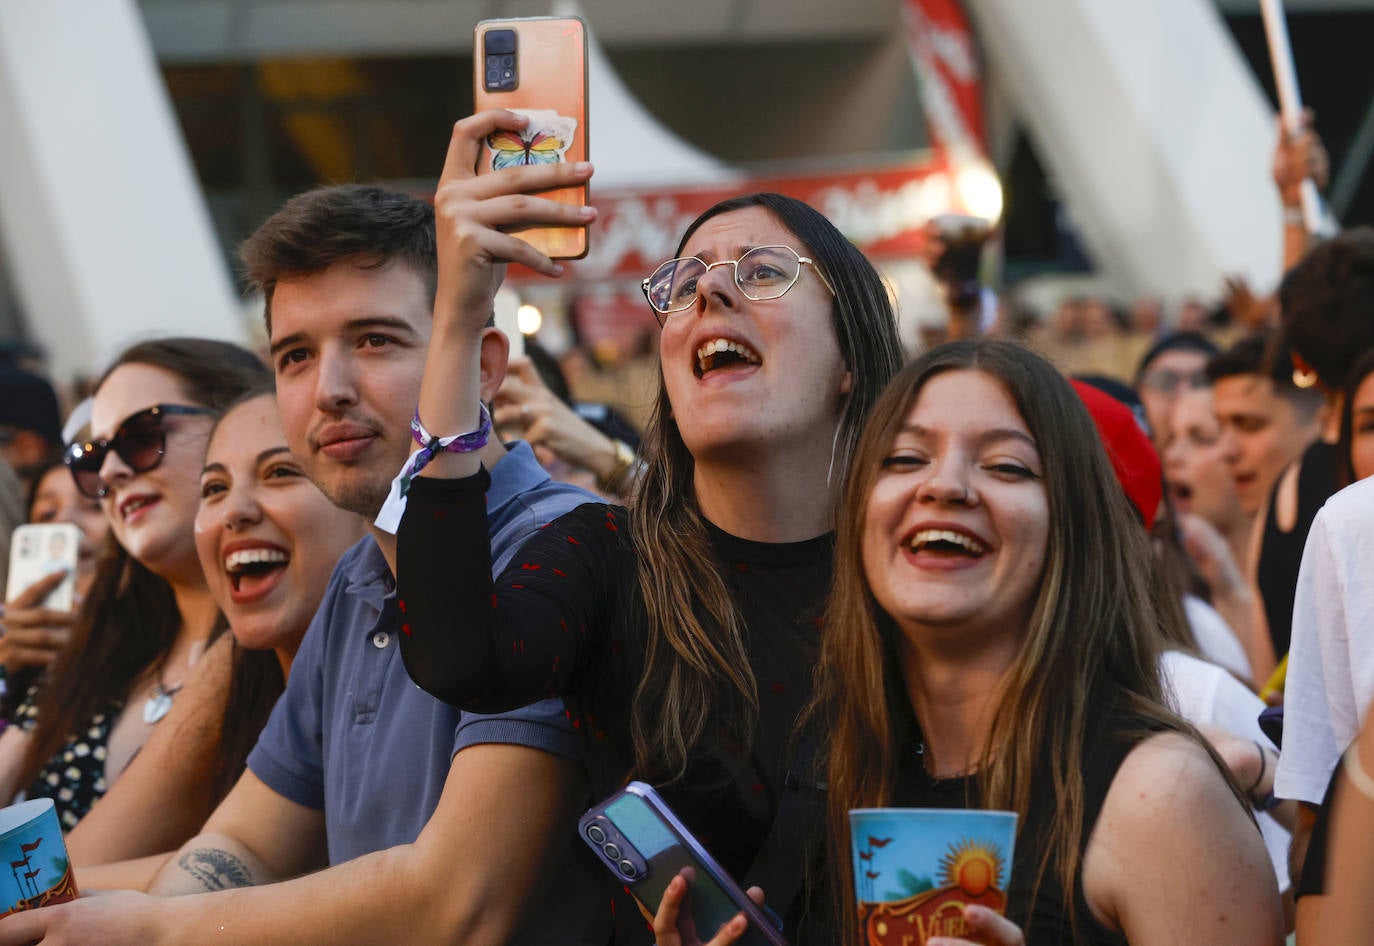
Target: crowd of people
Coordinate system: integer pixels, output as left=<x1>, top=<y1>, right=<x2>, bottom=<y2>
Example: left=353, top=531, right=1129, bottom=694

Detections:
left=0, top=100, right=1368, bottom=946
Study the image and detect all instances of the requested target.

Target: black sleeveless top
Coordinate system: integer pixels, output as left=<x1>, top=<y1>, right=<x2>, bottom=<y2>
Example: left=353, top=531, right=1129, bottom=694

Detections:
left=1257, top=440, right=1339, bottom=658
left=891, top=702, right=1151, bottom=946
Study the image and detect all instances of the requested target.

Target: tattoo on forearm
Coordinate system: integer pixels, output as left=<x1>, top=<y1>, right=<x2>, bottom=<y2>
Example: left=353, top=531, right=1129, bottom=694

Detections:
left=177, top=848, right=255, bottom=891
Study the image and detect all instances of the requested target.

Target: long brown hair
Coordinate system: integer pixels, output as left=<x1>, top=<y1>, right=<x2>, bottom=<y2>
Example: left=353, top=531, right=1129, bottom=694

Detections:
left=817, top=340, right=1231, bottom=940
left=20, top=339, right=269, bottom=798
left=629, top=193, right=904, bottom=780
left=201, top=384, right=291, bottom=801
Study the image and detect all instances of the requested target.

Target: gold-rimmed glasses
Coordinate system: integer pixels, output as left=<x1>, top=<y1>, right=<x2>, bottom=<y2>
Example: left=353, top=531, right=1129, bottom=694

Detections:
left=641, top=245, right=834, bottom=323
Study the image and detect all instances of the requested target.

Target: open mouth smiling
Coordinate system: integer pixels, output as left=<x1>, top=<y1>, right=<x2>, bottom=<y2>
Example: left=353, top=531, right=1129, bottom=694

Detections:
left=224, top=546, right=290, bottom=595
left=694, top=338, right=762, bottom=379
left=907, top=528, right=989, bottom=558
left=118, top=494, right=159, bottom=521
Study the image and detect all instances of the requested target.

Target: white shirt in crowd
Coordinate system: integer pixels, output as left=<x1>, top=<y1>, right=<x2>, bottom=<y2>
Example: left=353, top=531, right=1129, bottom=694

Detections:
left=1160, top=649, right=1291, bottom=893
left=1184, top=594, right=1253, bottom=682
left=1274, top=476, right=1374, bottom=806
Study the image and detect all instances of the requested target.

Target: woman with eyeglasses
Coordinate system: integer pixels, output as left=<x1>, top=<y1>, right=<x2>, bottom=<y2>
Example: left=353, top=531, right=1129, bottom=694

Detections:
left=394, top=111, right=903, bottom=945
left=0, top=338, right=268, bottom=832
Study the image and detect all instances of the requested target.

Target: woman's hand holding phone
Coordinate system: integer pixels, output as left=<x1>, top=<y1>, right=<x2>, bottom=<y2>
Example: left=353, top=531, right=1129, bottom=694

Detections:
left=433, top=109, right=596, bottom=337
left=0, top=571, right=76, bottom=677
left=415, top=109, right=596, bottom=478
left=652, top=869, right=766, bottom=946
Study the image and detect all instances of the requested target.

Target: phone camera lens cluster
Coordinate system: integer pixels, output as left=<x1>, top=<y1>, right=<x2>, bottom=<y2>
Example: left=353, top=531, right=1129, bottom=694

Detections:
left=483, top=29, right=518, bottom=91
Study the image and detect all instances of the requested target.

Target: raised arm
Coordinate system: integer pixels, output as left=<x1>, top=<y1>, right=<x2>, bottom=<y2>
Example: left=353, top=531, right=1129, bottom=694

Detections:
left=416, top=109, right=595, bottom=485
left=1273, top=110, right=1329, bottom=275
left=396, top=111, right=610, bottom=709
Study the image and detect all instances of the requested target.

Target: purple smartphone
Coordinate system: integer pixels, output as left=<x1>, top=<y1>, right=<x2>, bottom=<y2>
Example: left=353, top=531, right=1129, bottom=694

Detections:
left=579, top=782, right=789, bottom=946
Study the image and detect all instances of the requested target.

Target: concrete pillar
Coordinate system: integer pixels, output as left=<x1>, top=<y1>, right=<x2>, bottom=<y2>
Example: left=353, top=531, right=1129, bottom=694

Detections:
left=966, top=0, right=1284, bottom=302
left=0, top=0, right=244, bottom=380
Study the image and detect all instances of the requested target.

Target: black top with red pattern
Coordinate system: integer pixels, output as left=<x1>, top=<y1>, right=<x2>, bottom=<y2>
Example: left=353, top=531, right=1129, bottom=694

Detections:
left=397, top=473, right=833, bottom=943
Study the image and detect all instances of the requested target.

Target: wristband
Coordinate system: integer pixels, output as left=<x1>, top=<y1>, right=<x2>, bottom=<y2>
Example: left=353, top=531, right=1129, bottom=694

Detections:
left=1283, top=205, right=1305, bottom=227
left=373, top=404, right=491, bottom=535
left=410, top=404, right=492, bottom=455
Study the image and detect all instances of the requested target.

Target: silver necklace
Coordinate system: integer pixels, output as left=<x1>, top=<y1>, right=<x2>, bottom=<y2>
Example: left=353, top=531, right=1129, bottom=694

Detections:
left=915, top=738, right=977, bottom=784
left=142, top=682, right=183, bottom=724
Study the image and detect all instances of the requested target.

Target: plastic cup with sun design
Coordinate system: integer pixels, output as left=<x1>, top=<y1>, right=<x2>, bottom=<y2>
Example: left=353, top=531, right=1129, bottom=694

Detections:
left=0, top=798, right=78, bottom=916
left=848, top=808, right=1017, bottom=946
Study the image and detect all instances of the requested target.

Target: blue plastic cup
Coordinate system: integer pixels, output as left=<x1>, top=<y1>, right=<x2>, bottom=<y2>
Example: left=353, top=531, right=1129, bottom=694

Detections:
left=849, top=808, right=1017, bottom=945
left=0, top=799, right=77, bottom=917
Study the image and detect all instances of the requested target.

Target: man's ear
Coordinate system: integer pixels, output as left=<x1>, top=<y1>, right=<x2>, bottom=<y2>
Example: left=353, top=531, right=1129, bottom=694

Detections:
left=478, top=327, right=512, bottom=404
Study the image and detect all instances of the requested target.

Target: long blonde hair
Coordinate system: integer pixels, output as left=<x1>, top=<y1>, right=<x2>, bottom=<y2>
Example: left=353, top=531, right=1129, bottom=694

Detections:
left=629, top=193, right=903, bottom=781
left=817, top=341, right=1227, bottom=940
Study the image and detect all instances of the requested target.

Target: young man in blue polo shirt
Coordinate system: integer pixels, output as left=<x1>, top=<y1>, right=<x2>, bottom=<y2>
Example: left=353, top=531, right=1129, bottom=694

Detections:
left=0, top=181, right=604, bottom=944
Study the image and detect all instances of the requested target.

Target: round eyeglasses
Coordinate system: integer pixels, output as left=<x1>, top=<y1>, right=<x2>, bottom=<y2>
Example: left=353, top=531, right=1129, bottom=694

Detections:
left=641, top=245, right=834, bottom=322
left=64, top=403, right=214, bottom=499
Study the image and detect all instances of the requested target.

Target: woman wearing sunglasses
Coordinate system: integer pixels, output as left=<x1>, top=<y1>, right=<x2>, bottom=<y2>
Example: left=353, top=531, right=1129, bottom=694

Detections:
left=61, top=387, right=365, bottom=877
left=0, top=338, right=268, bottom=832
left=394, top=112, right=903, bottom=944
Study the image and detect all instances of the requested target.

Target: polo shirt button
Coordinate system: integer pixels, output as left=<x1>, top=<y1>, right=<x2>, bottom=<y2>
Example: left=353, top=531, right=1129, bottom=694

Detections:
left=372, top=631, right=390, bottom=649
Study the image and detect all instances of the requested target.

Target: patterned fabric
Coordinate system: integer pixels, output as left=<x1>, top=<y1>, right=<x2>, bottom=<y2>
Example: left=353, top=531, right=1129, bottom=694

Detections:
left=398, top=482, right=835, bottom=945
left=15, top=686, right=121, bottom=829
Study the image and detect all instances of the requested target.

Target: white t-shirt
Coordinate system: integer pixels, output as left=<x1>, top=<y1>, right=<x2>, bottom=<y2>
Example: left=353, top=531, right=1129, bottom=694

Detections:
left=1274, top=476, right=1374, bottom=805
left=1184, top=594, right=1253, bottom=682
left=1160, top=649, right=1290, bottom=891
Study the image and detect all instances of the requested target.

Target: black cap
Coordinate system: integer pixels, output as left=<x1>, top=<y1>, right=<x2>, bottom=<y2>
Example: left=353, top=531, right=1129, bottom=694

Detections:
left=0, top=368, right=62, bottom=446
left=1136, top=331, right=1220, bottom=381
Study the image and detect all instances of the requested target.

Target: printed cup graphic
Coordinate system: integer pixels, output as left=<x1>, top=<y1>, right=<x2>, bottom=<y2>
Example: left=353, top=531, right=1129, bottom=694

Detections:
left=849, top=808, right=1016, bottom=946
left=0, top=799, right=77, bottom=917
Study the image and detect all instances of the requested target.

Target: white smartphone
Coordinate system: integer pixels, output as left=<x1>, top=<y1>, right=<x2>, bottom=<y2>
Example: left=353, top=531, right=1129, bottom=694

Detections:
left=6, top=523, right=80, bottom=611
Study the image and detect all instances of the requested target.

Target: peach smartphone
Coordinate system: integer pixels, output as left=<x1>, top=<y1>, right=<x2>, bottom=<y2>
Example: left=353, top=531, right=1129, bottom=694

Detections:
left=474, top=16, right=589, bottom=260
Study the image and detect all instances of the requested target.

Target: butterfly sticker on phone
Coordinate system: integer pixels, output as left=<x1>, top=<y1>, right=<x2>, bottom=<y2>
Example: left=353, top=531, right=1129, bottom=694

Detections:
left=487, top=109, right=578, bottom=171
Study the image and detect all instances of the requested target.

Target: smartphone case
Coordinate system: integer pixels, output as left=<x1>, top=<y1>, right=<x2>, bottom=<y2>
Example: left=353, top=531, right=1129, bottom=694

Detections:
left=474, top=16, right=589, bottom=260
left=6, top=523, right=80, bottom=612
left=579, top=781, right=789, bottom=946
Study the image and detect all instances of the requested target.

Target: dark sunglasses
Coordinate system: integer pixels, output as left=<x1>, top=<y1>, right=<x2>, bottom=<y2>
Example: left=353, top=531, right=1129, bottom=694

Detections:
left=64, top=404, right=214, bottom=499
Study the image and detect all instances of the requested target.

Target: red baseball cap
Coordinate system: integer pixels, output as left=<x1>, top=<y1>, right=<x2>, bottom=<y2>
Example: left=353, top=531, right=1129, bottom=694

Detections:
left=1070, top=379, right=1162, bottom=530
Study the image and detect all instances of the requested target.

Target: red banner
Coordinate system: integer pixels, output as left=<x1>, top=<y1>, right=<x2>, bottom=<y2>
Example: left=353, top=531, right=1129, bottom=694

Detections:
left=505, top=155, right=958, bottom=353
left=902, top=0, right=987, bottom=156
left=517, top=154, right=955, bottom=286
